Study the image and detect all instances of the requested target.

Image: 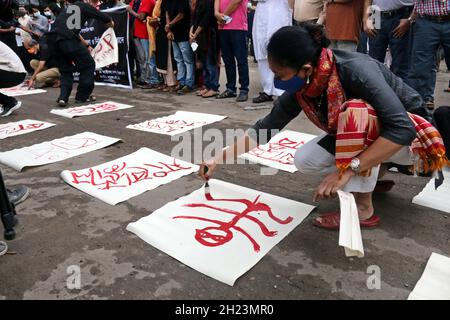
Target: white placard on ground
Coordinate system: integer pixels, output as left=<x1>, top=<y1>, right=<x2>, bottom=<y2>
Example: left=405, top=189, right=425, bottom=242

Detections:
left=61, top=148, right=199, bottom=205
left=239, top=130, right=317, bottom=173
left=0, top=119, right=55, bottom=140
left=50, top=101, right=134, bottom=118
left=338, top=190, right=364, bottom=258
left=412, top=169, right=450, bottom=214
left=126, top=111, right=227, bottom=136
left=408, top=252, right=450, bottom=300
left=0, top=85, right=46, bottom=97
left=0, top=132, right=120, bottom=171
left=127, top=179, right=315, bottom=286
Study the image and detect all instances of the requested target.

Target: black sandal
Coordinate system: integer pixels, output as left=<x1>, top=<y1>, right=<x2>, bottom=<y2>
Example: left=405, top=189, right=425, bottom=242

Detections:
left=252, top=92, right=273, bottom=104
left=216, top=90, right=237, bottom=99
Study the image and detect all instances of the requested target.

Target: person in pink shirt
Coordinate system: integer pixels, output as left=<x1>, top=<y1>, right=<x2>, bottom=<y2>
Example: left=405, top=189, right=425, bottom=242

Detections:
left=214, top=0, right=250, bottom=102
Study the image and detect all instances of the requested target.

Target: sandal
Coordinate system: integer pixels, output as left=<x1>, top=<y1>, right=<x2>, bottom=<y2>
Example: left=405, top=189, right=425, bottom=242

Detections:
left=374, top=180, right=395, bottom=193
left=162, top=85, right=177, bottom=92
left=75, top=95, right=96, bottom=104
left=216, top=90, right=237, bottom=99
left=196, top=88, right=208, bottom=96
left=202, top=90, right=219, bottom=98
left=313, top=212, right=380, bottom=230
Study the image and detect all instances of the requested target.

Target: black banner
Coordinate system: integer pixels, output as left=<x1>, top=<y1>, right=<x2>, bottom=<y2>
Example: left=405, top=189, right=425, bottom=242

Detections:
left=76, top=6, right=132, bottom=89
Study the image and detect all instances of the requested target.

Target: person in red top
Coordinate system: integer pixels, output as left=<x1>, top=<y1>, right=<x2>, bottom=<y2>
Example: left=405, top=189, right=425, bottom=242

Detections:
left=128, top=0, right=161, bottom=88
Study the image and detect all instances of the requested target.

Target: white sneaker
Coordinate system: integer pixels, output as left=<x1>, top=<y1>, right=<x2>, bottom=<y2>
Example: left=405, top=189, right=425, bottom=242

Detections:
left=0, top=241, right=7, bottom=256
left=0, top=101, right=22, bottom=117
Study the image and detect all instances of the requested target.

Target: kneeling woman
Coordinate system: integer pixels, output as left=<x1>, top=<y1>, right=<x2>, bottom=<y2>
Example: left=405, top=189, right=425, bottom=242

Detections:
left=198, top=24, right=448, bottom=230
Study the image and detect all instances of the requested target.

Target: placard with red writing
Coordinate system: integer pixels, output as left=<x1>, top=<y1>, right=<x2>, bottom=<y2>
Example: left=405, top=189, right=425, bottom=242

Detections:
left=126, top=111, right=227, bottom=136
left=0, top=132, right=120, bottom=171
left=50, top=101, right=134, bottom=118
left=127, top=179, right=315, bottom=286
left=0, top=119, right=55, bottom=140
left=0, top=85, right=46, bottom=97
left=239, top=130, right=317, bottom=173
left=61, top=148, right=199, bottom=205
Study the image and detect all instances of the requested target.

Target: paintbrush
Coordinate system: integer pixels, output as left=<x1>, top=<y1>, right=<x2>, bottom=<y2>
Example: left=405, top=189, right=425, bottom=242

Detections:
left=203, top=166, right=212, bottom=200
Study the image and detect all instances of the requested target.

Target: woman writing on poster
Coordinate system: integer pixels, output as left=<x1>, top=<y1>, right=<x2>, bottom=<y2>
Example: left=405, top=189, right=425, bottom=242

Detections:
left=199, top=23, right=449, bottom=230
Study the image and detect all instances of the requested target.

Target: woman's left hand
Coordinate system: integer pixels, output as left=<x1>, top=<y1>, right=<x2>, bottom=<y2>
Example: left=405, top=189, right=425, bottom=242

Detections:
left=313, top=170, right=355, bottom=202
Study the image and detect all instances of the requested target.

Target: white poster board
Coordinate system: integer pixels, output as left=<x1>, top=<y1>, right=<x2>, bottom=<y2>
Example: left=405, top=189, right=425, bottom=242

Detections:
left=0, top=85, right=46, bottom=97
left=412, top=169, right=450, bottom=214
left=239, top=131, right=317, bottom=173
left=0, top=119, right=55, bottom=140
left=61, top=148, right=199, bottom=205
left=50, top=101, right=134, bottom=118
left=127, top=179, right=315, bottom=286
left=408, top=252, right=450, bottom=300
left=92, top=27, right=119, bottom=70
left=0, top=132, right=120, bottom=171
left=126, top=111, right=227, bottom=136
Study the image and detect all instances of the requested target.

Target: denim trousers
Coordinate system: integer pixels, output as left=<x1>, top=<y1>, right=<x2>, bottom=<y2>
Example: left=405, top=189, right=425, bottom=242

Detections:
left=368, top=10, right=412, bottom=80
left=172, top=41, right=195, bottom=88
left=135, top=38, right=160, bottom=85
left=406, top=18, right=450, bottom=102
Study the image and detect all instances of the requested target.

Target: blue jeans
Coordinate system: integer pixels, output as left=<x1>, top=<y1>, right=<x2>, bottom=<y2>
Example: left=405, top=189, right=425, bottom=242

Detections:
left=202, top=52, right=219, bottom=91
left=368, top=9, right=412, bottom=80
left=172, top=41, right=195, bottom=88
left=135, top=38, right=160, bottom=85
left=219, top=30, right=249, bottom=93
left=406, top=18, right=450, bottom=102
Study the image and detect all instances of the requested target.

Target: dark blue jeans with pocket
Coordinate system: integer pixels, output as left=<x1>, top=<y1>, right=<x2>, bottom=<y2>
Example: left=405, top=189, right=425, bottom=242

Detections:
left=406, top=17, right=450, bottom=103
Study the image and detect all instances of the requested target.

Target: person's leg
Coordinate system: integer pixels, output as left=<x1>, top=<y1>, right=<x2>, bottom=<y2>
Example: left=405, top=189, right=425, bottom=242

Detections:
left=178, top=41, right=195, bottom=89
left=0, top=70, right=25, bottom=115
left=35, top=68, right=54, bottom=87
left=294, top=135, right=379, bottom=220
left=134, top=38, right=148, bottom=84
left=172, top=41, right=186, bottom=87
left=253, top=59, right=279, bottom=102
left=0, top=93, right=16, bottom=108
left=57, top=40, right=76, bottom=102
left=140, top=38, right=152, bottom=84
left=219, top=30, right=237, bottom=94
left=71, top=42, right=96, bottom=101
left=30, top=59, right=39, bottom=71
left=368, top=15, right=390, bottom=63
left=407, top=18, right=441, bottom=103
left=387, top=15, right=412, bottom=80
left=232, top=30, right=250, bottom=94
left=149, top=39, right=160, bottom=85
left=441, top=20, right=450, bottom=73
left=357, top=32, right=368, bottom=54
left=206, top=51, right=219, bottom=92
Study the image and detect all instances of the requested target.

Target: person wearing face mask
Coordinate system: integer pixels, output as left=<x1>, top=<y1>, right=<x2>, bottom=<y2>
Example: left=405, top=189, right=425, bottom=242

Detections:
left=43, top=6, right=55, bottom=30
left=26, top=35, right=60, bottom=89
left=198, top=23, right=449, bottom=231
left=29, top=6, right=49, bottom=37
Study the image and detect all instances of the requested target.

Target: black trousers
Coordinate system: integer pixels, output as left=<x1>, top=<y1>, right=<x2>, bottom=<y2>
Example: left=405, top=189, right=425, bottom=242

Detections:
left=57, top=39, right=96, bottom=102
left=434, top=106, right=450, bottom=159
left=0, top=69, right=26, bottom=107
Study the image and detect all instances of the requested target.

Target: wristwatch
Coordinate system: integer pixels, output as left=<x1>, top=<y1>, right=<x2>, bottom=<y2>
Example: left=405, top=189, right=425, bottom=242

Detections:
left=349, top=157, right=361, bottom=174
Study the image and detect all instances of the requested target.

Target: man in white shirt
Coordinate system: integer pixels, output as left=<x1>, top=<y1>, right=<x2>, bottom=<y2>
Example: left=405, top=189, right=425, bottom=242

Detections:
left=363, top=0, right=414, bottom=80
left=252, top=0, right=292, bottom=103
left=0, top=40, right=26, bottom=117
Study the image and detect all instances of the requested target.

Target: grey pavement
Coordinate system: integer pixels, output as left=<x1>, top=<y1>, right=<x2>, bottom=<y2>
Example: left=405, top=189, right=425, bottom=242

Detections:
left=0, top=61, right=449, bottom=300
